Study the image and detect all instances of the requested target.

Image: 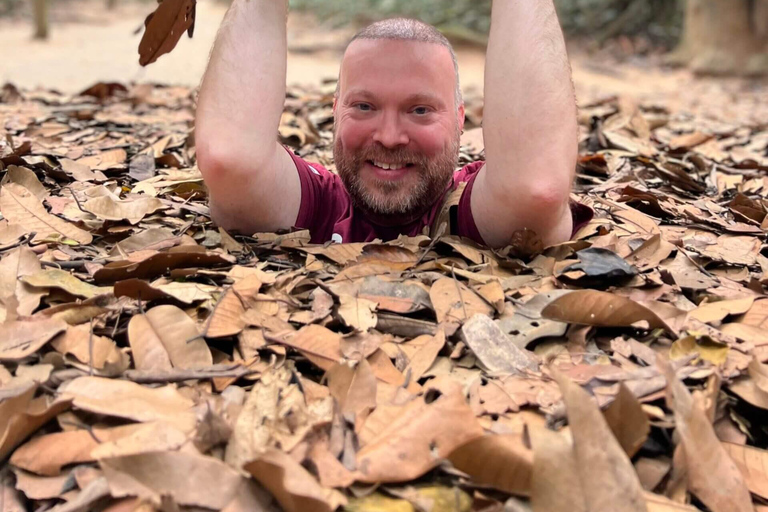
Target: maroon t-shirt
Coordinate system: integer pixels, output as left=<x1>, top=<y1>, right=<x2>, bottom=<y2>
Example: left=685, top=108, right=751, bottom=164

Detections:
left=286, top=148, right=592, bottom=245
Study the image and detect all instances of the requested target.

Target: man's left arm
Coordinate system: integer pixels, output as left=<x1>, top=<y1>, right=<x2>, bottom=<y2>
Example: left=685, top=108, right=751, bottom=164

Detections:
left=471, top=0, right=577, bottom=248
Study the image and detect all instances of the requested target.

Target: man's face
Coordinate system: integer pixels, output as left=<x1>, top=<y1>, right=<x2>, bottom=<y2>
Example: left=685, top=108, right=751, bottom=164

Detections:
left=333, top=39, right=465, bottom=218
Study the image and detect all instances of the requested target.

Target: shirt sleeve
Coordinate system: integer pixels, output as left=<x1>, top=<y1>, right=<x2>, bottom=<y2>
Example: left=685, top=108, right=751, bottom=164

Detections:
left=455, top=162, right=594, bottom=244
left=282, top=146, right=343, bottom=243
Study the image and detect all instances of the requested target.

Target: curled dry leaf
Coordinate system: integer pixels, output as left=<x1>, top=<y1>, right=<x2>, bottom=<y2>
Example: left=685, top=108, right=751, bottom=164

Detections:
left=128, top=305, right=211, bottom=371
left=82, top=195, right=165, bottom=225
left=542, top=290, right=671, bottom=332
left=93, top=247, right=235, bottom=284
left=114, top=277, right=214, bottom=304
left=244, top=448, right=347, bottom=512
left=0, top=246, right=44, bottom=321
left=449, top=433, right=533, bottom=497
left=661, top=358, right=753, bottom=512
left=530, top=425, right=584, bottom=511
left=553, top=370, right=647, bottom=512
left=22, top=269, right=110, bottom=299
left=138, top=0, right=196, bottom=66
left=357, top=276, right=431, bottom=314
left=603, top=383, right=650, bottom=458
left=205, top=275, right=262, bottom=338
left=721, top=442, right=768, bottom=499
left=0, top=387, right=71, bottom=460
left=0, top=183, right=92, bottom=244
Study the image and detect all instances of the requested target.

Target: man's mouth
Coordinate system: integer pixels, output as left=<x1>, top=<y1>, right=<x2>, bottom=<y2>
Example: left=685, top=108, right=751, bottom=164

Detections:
left=368, top=161, right=415, bottom=171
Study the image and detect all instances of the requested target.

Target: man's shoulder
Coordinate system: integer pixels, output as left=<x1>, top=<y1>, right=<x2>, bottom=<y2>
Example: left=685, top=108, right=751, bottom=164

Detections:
left=453, top=160, right=485, bottom=184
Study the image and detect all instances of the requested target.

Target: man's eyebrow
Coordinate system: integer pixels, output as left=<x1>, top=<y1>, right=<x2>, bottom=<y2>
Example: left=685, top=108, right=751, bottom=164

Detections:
left=343, top=90, right=446, bottom=108
left=402, top=93, right=444, bottom=107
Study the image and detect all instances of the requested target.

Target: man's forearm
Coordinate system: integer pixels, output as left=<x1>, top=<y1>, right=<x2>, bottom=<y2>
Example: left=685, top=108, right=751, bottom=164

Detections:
left=196, top=0, right=288, bottom=169
left=476, top=0, right=577, bottom=246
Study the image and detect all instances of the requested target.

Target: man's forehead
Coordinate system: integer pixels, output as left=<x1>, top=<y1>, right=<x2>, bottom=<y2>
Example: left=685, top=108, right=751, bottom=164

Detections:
left=339, top=39, right=456, bottom=96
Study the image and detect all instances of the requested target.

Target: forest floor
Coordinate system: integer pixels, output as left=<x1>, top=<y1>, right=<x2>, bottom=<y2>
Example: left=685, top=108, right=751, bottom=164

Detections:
left=4, top=2, right=768, bottom=512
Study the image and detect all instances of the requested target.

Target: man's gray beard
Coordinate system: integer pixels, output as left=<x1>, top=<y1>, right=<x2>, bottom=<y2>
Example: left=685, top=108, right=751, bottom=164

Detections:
left=333, top=132, right=460, bottom=218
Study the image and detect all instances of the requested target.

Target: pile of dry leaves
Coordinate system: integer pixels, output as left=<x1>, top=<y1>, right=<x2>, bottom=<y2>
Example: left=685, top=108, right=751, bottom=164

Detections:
left=1, top=76, right=768, bottom=512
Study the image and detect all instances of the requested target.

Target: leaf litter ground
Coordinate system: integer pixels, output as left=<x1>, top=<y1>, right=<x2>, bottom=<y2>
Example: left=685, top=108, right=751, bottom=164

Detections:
left=1, top=78, right=768, bottom=512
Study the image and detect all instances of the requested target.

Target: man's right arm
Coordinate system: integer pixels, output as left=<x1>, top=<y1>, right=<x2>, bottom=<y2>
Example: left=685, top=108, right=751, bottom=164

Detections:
left=195, top=0, right=301, bottom=234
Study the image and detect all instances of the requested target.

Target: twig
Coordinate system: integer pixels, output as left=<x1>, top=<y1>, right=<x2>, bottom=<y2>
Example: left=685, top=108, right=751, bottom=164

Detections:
left=0, top=231, right=36, bottom=253
left=88, top=317, right=95, bottom=376
left=123, top=364, right=259, bottom=384
left=411, top=222, right=446, bottom=270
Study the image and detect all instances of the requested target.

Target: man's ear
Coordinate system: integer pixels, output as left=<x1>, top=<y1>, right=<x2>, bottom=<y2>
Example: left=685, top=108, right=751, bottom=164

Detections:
left=333, top=95, right=338, bottom=114
left=458, top=102, right=466, bottom=132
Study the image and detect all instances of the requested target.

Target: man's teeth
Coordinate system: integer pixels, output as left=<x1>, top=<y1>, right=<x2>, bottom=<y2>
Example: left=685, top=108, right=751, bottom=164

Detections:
left=373, top=161, right=407, bottom=171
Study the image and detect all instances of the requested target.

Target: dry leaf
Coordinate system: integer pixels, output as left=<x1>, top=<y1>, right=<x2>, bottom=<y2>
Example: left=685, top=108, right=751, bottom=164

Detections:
left=101, top=451, right=241, bottom=509
left=128, top=305, right=211, bottom=371
left=461, top=314, right=539, bottom=374
left=337, top=295, right=378, bottom=332
left=449, top=433, right=533, bottom=497
left=83, top=195, right=165, bottom=225
left=554, top=371, right=647, bottom=512
left=661, top=359, right=753, bottom=512
left=22, top=269, right=110, bottom=299
left=244, top=448, right=346, bottom=512
left=0, top=183, right=92, bottom=244
left=0, top=318, right=67, bottom=361
left=543, top=290, right=671, bottom=331
left=0, top=387, right=71, bottom=460
left=603, top=383, right=650, bottom=458
left=429, top=277, right=493, bottom=324
left=355, top=383, right=483, bottom=482
left=138, top=0, right=196, bottom=66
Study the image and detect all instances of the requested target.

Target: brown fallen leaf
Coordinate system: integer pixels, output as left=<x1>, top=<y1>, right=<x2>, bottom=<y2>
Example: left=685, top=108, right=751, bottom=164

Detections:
left=22, top=269, right=110, bottom=299
left=10, top=424, right=141, bottom=476
left=460, top=314, right=539, bottom=374
left=0, top=183, right=92, bottom=244
left=0, top=246, right=44, bottom=322
left=114, top=277, right=214, bottom=304
left=543, top=290, right=671, bottom=332
left=4, top=165, right=47, bottom=200
left=327, top=358, right=378, bottom=416
left=0, top=467, right=25, bottom=512
left=82, top=195, right=165, bottom=225
left=688, top=297, right=755, bottom=324
left=93, top=247, right=235, bottom=284
left=553, top=370, right=647, bottom=512
left=12, top=469, right=72, bottom=501
left=603, top=383, right=650, bottom=458
left=661, top=358, right=753, bottom=512
left=205, top=275, right=262, bottom=338
left=337, top=295, right=378, bottom=332
left=90, top=421, right=189, bottom=460
left=138, top=0, right=196, bottom=66
left=722, top=442, right=768, bottom=499
left=0, top=386, right=71, bottom=460
left=51, top=324, right=128, bottom=371
left=403, top=330, right=445, bottom=381
left=128, top=305, right=211, bottom=371
left=0, top=317, right=67, bottom=361
left=355, top=382, right=483, bottom=483
left=101, top=451, right=241, bottom=509
left=530, top=425, right=584, bottom=511
left=56, top=376, right=196, bottom=429
left=272, top=325, right=343, bottom=371
left=449, top=433, right=533, bottom=497
left=429, top=277, right=494, bottom=324
left=244, top=448, right=347, bottom=512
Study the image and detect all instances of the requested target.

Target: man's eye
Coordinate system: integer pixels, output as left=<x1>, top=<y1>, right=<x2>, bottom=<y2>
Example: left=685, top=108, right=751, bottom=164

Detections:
left=412, top=107, right=430, bottom=115
left=356, top=103, right=372, bottom=112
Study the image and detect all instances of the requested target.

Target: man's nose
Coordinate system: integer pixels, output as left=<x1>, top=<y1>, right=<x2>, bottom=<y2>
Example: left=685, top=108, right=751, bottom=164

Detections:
left=372, top=113, right=409, bottom=148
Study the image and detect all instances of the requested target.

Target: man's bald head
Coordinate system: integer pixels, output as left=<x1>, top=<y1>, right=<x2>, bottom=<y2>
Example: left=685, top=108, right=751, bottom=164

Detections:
left=340, top=18, right=462, bottom=107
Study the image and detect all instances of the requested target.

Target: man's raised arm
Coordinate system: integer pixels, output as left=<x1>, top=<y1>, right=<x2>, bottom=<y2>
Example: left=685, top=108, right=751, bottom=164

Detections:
left=195, top=0, right=301, bottom=234
left=471, top=0, right=577, bottom=248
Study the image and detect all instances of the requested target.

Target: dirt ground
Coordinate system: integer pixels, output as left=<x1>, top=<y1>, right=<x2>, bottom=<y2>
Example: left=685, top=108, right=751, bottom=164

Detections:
left=1, top=0, right=767, bottom=122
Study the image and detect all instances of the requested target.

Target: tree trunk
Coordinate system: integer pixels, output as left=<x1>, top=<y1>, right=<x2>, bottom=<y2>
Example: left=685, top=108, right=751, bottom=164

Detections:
left=106, top=0, right=117, bottom=10
left=32, top=0, right=48, bottom=39
left=668, top=0, right=768, bottom=75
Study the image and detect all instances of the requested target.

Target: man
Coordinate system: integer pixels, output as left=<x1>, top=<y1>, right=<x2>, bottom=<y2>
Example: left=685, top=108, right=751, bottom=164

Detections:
left=195, top=0, right=591, bottom=248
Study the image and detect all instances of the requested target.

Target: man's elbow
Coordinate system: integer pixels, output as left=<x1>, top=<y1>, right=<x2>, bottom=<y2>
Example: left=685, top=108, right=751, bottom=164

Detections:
left=523, top=183, right=573, bottom=245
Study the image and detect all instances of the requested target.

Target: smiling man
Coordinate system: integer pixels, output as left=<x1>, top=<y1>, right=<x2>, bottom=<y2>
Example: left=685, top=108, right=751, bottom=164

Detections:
left=195, top=1, right=591, bottom=248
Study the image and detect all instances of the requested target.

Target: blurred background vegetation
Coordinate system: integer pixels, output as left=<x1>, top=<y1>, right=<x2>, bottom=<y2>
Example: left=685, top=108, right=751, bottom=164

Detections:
left=288, top=0, right=685, bottom=48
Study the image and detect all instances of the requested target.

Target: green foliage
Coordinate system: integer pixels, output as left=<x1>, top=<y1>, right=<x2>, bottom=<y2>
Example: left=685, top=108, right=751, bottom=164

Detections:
left=289, top=0, right=685, bottom=46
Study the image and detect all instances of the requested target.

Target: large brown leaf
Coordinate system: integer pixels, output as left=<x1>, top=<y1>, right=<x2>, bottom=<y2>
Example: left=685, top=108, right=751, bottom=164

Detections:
left=0, top=387, right=71, bottom=460
left=661, top=359, right=753, bottom=512
left=0, top=183, right=92, bottom=244
left=138, top=0, right=197, bottom=66
left=128, top=305, right=211, bottom=371
left=542, top=290, right=671, bottom=332
left=0, top=317, right=67, bottom=361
